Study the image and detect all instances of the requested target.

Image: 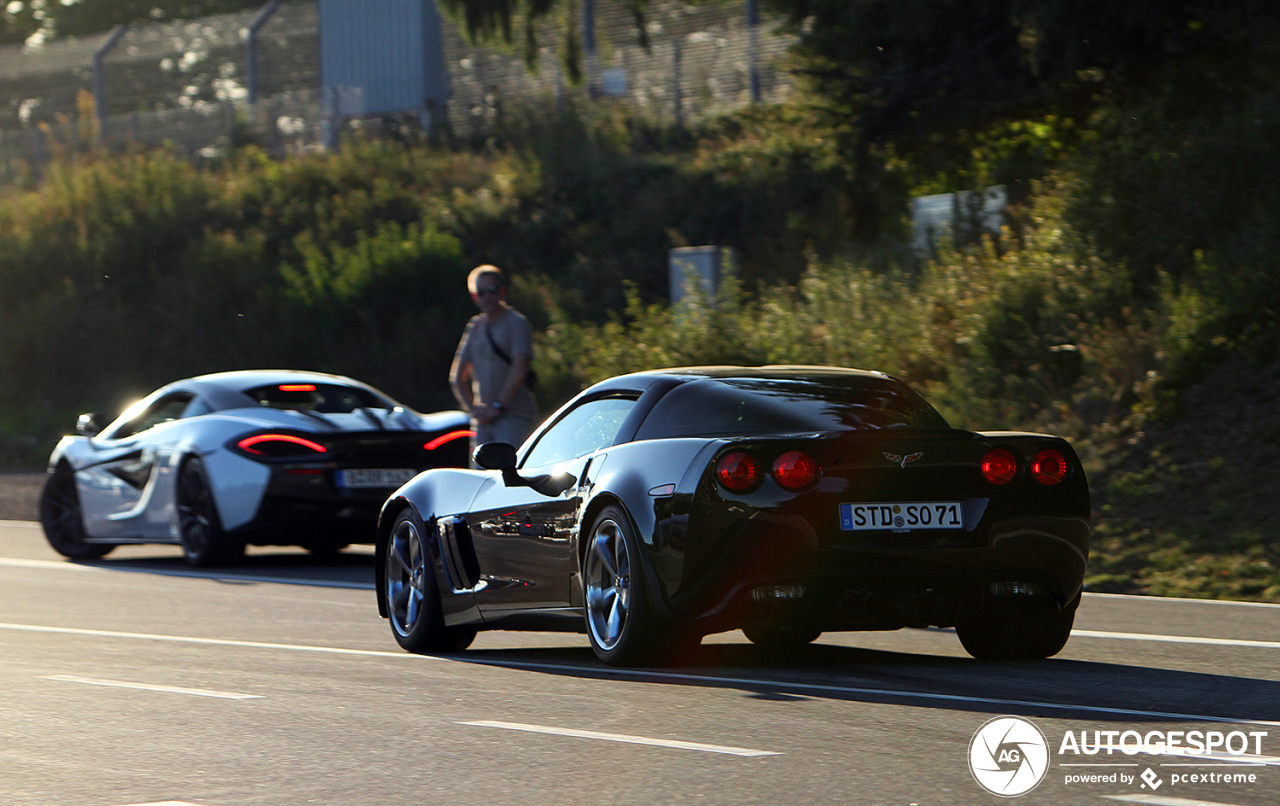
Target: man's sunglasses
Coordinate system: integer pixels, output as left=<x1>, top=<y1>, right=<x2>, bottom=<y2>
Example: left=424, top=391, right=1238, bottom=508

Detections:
left=475, top=286, right=502, bottom=296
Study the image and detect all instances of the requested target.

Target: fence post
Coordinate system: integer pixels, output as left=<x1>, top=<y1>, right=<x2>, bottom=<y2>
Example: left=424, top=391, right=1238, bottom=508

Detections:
left=672, top=40, right=683, bottom=128
left=746, top=0, right=760, bottom=103
left=583, top=0, right=598, bottom=96
left=93, top=24, right=128, bottom=143
left=247, top=0, right=283, bottom=107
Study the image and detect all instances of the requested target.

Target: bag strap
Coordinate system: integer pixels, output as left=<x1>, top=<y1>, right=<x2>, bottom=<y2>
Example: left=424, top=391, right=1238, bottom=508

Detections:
left=483, top=319, right=513, bottom=365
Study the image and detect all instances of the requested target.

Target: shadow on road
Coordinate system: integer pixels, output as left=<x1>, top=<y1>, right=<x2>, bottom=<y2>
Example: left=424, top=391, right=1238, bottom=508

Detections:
left=441, top=641, right=1280, bottom=726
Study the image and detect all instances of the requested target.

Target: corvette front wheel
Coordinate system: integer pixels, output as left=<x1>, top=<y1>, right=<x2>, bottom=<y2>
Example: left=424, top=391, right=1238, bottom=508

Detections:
left=176, top=457, right=243, bottom=567
left=383, top=509, right=475, bottom=654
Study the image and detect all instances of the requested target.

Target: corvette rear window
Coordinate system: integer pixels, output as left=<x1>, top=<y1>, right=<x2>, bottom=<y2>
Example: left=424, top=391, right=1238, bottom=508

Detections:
left=244, top=383, right=390, bottom=413
left=634, top=376, right=950, bottom=439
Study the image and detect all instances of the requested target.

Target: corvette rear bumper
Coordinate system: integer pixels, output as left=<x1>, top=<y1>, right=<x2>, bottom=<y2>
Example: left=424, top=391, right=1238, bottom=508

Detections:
left=665, top=515, right=1089, bottom=633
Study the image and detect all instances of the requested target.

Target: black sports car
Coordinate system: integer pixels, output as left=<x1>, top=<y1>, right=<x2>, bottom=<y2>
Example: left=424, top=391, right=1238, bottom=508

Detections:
left=375, top=366, right=1090, bottom=666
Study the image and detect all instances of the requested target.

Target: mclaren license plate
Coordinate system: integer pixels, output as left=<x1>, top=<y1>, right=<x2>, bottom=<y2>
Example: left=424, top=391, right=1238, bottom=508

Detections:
left=336, top=468, right=417, bottom=489
left=840, top=502, right=963, bottom=531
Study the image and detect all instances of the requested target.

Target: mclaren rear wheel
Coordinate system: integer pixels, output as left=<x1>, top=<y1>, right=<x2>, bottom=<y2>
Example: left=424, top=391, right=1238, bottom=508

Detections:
left=39, top=464, right=113, bottom=560
left=384, top=509, right=476, bottom=654
left=176, top=457, right=244, bottom=567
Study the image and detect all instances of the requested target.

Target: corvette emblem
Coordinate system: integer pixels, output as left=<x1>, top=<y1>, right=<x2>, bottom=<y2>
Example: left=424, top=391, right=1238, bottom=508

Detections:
left=884, top=451, right=923, bottom=468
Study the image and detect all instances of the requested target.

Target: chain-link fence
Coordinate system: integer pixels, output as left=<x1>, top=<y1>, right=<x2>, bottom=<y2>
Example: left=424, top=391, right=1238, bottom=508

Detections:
left=0, top=0, right=795, bottom=184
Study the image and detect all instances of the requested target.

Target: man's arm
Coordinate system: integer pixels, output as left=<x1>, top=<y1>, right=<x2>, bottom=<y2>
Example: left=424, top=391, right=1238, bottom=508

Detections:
left=493, top=353, right=530, bottom=409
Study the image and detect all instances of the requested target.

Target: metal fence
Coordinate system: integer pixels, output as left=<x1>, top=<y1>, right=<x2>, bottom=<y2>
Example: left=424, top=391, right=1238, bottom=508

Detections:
left=0, top=0, right=795, bottom=185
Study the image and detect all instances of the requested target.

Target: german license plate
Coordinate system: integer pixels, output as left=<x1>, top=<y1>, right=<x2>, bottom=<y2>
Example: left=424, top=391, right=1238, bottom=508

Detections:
left=336, top=468, right=417, bottom=489
left=840, top=502, right=963, bottom=531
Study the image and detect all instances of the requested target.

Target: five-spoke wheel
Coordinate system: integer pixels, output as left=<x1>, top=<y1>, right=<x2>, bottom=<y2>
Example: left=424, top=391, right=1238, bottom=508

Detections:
left=383, top=509, right=474, bottom=653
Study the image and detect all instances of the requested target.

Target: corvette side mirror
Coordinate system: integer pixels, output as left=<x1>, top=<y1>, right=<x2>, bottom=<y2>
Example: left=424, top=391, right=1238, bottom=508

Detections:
left=76, top=412, right=105, bottom=437
left=473, top=442, right=517, bottom=471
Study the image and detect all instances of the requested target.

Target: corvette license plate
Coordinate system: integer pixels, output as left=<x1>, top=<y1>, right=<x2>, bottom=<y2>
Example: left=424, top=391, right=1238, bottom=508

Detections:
left=840, top=502, right=963, bottom=531
left=336, top=468, right=417, bottom=489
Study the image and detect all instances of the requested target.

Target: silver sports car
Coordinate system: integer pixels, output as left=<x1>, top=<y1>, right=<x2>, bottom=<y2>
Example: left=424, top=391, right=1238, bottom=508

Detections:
left=40, top=370, right=471, bottom=565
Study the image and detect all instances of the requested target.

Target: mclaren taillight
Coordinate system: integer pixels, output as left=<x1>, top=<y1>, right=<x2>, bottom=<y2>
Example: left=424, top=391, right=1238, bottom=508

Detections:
left=981, top=448, right=1019, bottom=485
left=424, top=429, right=474, bottom=451
left=1031, top=448, right=1069, bottom=485
left=716, top=452, right=759, bottom=492
left=772, top=450, right=817, bottom=489
left=238, top=434, right=328, bottom=457
left=278, top=384, right=317, bottom=392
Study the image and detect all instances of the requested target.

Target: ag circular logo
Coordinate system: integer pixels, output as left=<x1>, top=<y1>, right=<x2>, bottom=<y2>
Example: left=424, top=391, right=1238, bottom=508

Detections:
left=968, top=716, right=1050, bottom=797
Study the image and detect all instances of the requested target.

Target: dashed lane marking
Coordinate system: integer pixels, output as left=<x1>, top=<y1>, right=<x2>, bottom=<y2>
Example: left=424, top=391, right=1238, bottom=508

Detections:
left=458, top=719, right=781, bottom=756
left=1105, top=795, right=1250, bottom=806
left=42, top=674, right=263, bottom=700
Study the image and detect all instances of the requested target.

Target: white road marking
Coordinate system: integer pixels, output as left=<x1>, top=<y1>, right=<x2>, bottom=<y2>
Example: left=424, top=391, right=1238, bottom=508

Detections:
left=1072, top=630, right=1280, bottom=650
left=0, top=557, right=373, bottom=590
left=1105, top=795, right=1250, bottom=806
left=1086, top=592, right=1280, bottom=610
left=42, top=674, right=262, bottom=700
left=0, top=519, right=40, bottom=529
left=0, top=621, right=1275, bottom=728
left=459, top=719, right=780, bottom=757
left=106, top=802, right=208, bottom=806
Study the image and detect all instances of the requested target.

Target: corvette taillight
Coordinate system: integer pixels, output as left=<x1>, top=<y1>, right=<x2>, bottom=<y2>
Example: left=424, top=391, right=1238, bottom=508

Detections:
left=238, top=434, right=328, bottom=456
left=773, top=450, right=817, bottom=489
left=1031, top=448, right=1069, bottom=485
left=981, top=448, right=1018, bottom=485
left=716, top=452, right=759, bottom=491
left=424, top=429, right=474, bottom=451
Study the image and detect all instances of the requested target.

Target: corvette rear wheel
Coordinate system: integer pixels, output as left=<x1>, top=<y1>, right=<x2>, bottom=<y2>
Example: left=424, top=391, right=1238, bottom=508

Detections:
left=583, top=505, right=670, bottom=667
left=956, top=608, right=1075, bottom=660
left=177, top=457, right=244, bottom=567
left=384, top=509, right=476, bottom=654
left=39, top=465, right=113, bottom=560
left=744, top=624, right=822, bottom=650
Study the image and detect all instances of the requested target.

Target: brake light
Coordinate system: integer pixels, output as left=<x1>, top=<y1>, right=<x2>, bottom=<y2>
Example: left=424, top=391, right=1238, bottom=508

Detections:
left=424, top=429, right=474, bottom=451
left=238, top=434, right=328, bottom=456
left=1031, top=448, right=1069, bottom=485
left=279, top=384, right=316, bottom=392
left=981, top=448, right=1018, bottom=485
left=716, top=452, right=759, bottom=491
left=773, top=450, right=817, bottom=489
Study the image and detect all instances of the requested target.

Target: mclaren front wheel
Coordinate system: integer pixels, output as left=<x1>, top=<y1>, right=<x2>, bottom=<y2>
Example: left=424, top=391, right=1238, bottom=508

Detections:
left=39, top=465, right=113, bottom=560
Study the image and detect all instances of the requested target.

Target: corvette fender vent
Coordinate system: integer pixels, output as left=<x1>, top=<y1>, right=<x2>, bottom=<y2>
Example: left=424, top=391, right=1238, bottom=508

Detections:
left=437, top=516, right=481, bottom=592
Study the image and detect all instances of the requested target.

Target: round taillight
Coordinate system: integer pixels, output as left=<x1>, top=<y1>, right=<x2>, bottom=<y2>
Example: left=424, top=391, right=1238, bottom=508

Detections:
left=716, top=452, right=759, bottom=491
left=981, top=448, right=1019, bottom=485
left=1031, top=448, right=1069, bottom=485
left=773, top=450, right=817, bottom=489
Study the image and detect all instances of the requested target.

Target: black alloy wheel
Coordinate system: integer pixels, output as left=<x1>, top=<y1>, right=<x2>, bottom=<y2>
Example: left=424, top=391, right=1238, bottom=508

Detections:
left=39, top=465, right=113, bottom=560
left=176, top=457, right=244, bottom=567
left=384, top=508, right=476, bottom=654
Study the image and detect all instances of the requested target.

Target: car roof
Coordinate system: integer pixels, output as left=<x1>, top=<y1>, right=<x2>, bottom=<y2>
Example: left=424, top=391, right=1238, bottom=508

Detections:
left=587, top=365, right=895, bottom=393
left=152, top=370, right=396, bottom=412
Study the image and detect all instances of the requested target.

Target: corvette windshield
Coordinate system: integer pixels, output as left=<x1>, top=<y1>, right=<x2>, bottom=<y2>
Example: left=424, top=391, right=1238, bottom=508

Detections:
left=244, top=383, right=390, bottom=413
left=635, top=376, right=950, bottom=439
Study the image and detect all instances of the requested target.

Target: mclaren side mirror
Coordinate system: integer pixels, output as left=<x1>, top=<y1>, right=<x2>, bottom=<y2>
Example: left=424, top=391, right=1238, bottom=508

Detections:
left=76, top=412, right=106, bottom=437
left=473, top=442, right=517, bottom=471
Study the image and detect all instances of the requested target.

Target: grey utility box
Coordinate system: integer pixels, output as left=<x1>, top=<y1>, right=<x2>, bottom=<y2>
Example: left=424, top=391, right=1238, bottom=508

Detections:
left=669, top=246, right=737, bottom=304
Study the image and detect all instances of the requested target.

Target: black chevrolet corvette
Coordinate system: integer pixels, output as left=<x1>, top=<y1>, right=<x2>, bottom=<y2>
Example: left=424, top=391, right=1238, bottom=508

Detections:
left=375, top=366, right=1090, bottom=666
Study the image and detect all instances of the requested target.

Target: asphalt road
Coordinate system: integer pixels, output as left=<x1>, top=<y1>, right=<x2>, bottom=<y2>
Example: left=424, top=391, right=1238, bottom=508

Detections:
left=1, top=518, right=1277, bottom=806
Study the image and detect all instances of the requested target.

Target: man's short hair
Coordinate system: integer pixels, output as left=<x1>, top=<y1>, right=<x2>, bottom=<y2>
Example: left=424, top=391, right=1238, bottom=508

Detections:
left=468, top=264, right=505, bottom=294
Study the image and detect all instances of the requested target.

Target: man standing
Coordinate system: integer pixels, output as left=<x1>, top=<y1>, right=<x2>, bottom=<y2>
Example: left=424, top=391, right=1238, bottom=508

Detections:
left=449, top=265, right=538, bottom=456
